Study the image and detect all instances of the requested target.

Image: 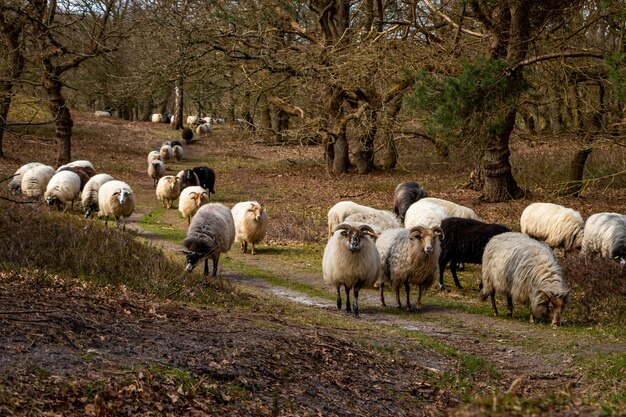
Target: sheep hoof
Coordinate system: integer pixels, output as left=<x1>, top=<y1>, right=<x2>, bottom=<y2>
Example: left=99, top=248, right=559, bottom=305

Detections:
left=438, top=284, right=445, bottom=291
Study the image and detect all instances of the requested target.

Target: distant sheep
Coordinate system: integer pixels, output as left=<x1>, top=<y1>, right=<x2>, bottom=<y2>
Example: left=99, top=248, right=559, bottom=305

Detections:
left=98, top=180, right=136, bottom=230
left=147, top=159, right=166, bottom=187
left=520, top=202, right=584, bottom=252
left=147, top=151, right=162, bottom=164
left=172, top=144, right=183, bottom=161
left=7, top=162, right=44, bottom=194
left=155, top=175, right=181, bottom=209
left=581, top=212, right=626, bottom=265
left=344, top=210, right=401, bottom=233
left=183, top=203, right=235, bottom=277
left=438, top=217, right=510, bottom=290
left=393, top=182, right=428, bottom=222
left=481, top=232, right=569, bottom=328
left=163, top=140, right=183, bottom=148
left=376, top=225, right=444, bottom=311
left=186, top=115, right=199, bottom=125
left=20, top=165, right=56, bottom=200
left=327, top=201, right=386, bottom=239
left=44, top=170, right=81, bottom=211
left=178, top=186, right=209, bottom=225
left=231, top=201, right=269, bottom=255
left=196, top=123, right=213, bottom=136
left=159, top=144, right=173, bottom=161
left=151, top=113, right=163, bottom=123
left=94, top=110, right=110, bottom=117
left=82, top=173, right=114, bottom=218
left=322, top=223, right=380, bottom=317
left=181, top=127, right=194, bottom=144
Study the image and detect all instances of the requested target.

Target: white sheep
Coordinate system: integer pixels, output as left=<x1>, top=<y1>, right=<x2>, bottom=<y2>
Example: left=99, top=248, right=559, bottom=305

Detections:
left=44, top=170, right=81, bottom=211
left=183, top=203, right=235, bottom=277
left=97, top=180, right=136, bottom=230
left=581, top=212, right=626, bottom=265
left=20, top=165, right=56, bottom=200
left=196, top=123, right=213, bottom=136
left=155, top=175, right=181, bottom=209
left=520, top=202, right=584, bottom=252
left=231, top=201, right=269, bottom=255
left=147, top=151, right=162, bottom=164
left=147, top=159, right=166, bottom=187
left=151, top=113, right=163, bottom=123
left=376, top=225, right=444, bottom=311
left=186, top=115, right=199, bottom=125
left=403, top=200, right=449, bottom=229
left=94, top=110, right=110, bottom=117
left=159, top=144, right=173, bottom=161
left=56, top=160, right=95, bottom=173
left=82, top=173, right=115, bottom=218
left=7, top=162, right=44, bottom=194
left=327, top=201, right=386, bottom=239
left=344, top=210, right=401, bottom=233
left=420, top=197, right=479, bottom=220
left=178, top=186, right=209, bottom=226
left=322, top=223, right=380, bottom=317
left=172, top=144, right=183, bottom=161
left=481, top=232, right=569, bottom=328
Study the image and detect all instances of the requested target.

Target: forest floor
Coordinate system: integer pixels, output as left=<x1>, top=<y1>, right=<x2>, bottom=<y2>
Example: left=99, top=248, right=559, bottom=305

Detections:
left=0, top=113, right=624, bottom=416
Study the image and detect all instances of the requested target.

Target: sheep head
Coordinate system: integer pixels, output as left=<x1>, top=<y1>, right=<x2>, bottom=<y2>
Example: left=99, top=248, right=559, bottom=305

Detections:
left=247, top=203, right=266, bottom=221
left=333, top=223, right=378, bottom=252
left=408, top=225, right=444, bottom=255
left=114, top=188, right=131, bottom=205
left=539, top=289, right=570, bottom=329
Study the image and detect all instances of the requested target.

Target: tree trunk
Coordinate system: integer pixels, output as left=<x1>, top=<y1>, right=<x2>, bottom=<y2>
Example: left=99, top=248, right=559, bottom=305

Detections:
left=42, top=63, right=73, bottom=166
left=332, top=131, right=350, bottom=174
left=355, top=110, right=377, bottom=173
left=0, top=16, right=25, bottom=158
left=563, top=144, right=592, bottom=196
left=172, top=82, right=183, bottom=130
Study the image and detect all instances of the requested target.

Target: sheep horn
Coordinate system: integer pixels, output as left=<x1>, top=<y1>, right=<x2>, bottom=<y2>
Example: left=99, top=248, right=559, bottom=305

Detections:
left=432, top=226, right=445, bottom=240
left=332, top=223, right=353, bottom=234
left=409, top=225, right=426, bottom=239
left=359, top=224, right=378, bottom=239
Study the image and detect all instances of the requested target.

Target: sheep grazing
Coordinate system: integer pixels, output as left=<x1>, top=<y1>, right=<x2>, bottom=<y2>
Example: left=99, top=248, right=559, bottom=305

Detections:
left=82, top=173, right=114, bottom=218
left=393, top=181, right=428, bottom=222
left=182, top=127, right=194, bottom=144
left=520, top=202, right=584, bottom=253
left=420, top=197, right=479, bottom=220
left=162, top=113, right=171, bottom=124
left=403, top=200, right=449, bottom=229
left=438, top=217, right=510, bottom=290
left=322, top=223, right=380, bottom=317
left=57, top=165, right=96, bottom=191
left=376, top=225, right=444, bottom=311
left=151, top=113, right=163, bottom=123
left=178, top=186, right=209, bottom=225
left=98, top=180, right=136, bottom=230
left=155, top=175, right=181, bottom=209
left=186, top=115, right=199, bottom=125
left=20, top=165, right=56, bottom=200
left=481, top=232, right=569, bottom=328
left=7, top=162, right=44, bottom=194
left=231, top=201, right=269, bottom=255
left=183, top=203, right=235, bottom=277
left=44, top=170, right=81, bottom=211
left=581, top=212, right=626, bottom=265
left=147, top=151, right=162, bottom=164
left=147, top=159, right=166, bottom=187
left=159, top=144, right=173, bottom=161
left=172, top=144, right=183, bottom=161
left=196, top=123, right=213, bottom=136
left=56, top=160, right=95, bottom=173
left=344, top=210, right=401, bottom=233
left=94, top=110, right=110, bottom=117
left=327, top=201, right=388, bottom=239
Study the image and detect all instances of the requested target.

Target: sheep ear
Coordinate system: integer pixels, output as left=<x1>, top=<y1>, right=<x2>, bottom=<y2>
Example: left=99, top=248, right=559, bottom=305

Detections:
left=432, top=226, right=445, bottom=241
left=409, top=225, right=425, bottom=239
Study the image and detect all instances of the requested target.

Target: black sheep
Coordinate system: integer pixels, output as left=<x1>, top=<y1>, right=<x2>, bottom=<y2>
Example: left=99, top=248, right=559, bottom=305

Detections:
left=181, top=166, right=216, bottom=196
left=182, top=127, right=193, bottom=144
left=393, top=181, right=428, bottom=222
left=439, top=217, right=510, bottom=290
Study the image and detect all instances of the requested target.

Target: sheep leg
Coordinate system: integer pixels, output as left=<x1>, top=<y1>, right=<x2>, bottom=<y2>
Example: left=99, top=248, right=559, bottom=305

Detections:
left=212, top=257, right=219, bottom=277
left=204, top=258, right=210, bottom=276
left=395, top=286, right=402, bottom=309
left=450, top=260, right=463, bottom=289
left=489, top=291, right=498, bottom=316
left=379, top=282, right=386, bottom=307
left=336, top=287, right=342, bottom=311
left=416, top=285, right=424, bottom=311
left=251, top=243, right=256, bottom=255
left=345, top=287, right=351, bottom=314
left=506, top=296, right=513, bottom=317
left=404, top=281, right=412, bottom=312
left=353, top=284, right=361, bottom=317
left=438, top=259, right=447, bottom=290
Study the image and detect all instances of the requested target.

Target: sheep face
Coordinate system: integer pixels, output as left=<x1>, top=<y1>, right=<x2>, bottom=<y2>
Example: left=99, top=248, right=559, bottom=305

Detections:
left=184, top=251, right=205, bottom=272
left=45, top=195, right=62, bottom=209
left=409, top=226, right=444, bottom=255
left=115, top=189, right=131, bottom=205
left=247, top=203, right=265, bottom=222
left=612, top=244, right=626, bottom=265
left=534, top=290, right=569, bottom=328
left=333, top=223, right=378, bottom=252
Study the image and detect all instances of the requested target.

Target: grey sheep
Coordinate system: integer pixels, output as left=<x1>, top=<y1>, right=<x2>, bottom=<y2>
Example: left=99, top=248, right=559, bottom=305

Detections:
left=581, top=212, right=626, bottom=264
left=393, top=181, right=428, bottom=222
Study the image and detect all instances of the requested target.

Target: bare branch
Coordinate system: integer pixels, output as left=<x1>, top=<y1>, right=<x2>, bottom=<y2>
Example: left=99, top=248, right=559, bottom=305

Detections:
left=422, top=0, right=487, bottom=38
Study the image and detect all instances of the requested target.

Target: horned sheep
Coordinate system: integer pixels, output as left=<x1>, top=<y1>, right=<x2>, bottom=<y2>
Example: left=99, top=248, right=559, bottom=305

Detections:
left=480, top=232, right=569, bottom=328
left=327, top=201, right=387, bottom=239
left=7, top=162, right=44, bottom=194
left=438, top=217, right=510, bottom=290
left=322, top=223, right=380, bottom=317
left=520, top=202, right=584, bottom=253
left=183, top=203, right=235, bottom=277
left=581, top=212, right=626, bottom=264
left=393, top=181, right=428, bottom=222
left=178, top=186, right=209, bottom=225
left=44, top=170, right=81, bottom=211
left=97, top=180, right=136, bottom=230
left=376, top=225, right=444, bottom=311
left=231, top=201, right=268, bottom=255
left=82, top=173, right=115, bottom=218
left=20, top=165, right=56, bottom=200
left=155, top=175, right=181, bottom=209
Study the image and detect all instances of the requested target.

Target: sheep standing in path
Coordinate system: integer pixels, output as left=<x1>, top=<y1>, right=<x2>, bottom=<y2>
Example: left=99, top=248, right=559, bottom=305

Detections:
left=156, top=175, right=181, bottom=209
left=183, top=203, right=235, bottom=277
left=480, top=232, right=569, bottom=328
left=44, top=170, right=81, bottom=211
left=82, top=173, right=114, bottom=218
left=232, top=201, right=268, bottom=255
left=376, top=225, right=444, bottom=311
left=581, top=212, right=626, bottom=264
left=98, top=180, right=136, bottom=230
left=159, top=144, right=173, bottom=161
left=147, top=159, right=166, bottom=187
left=178, top=186, right=209, bottom=225
left=520, top=202, right=584, bottom=253
left=393, top=182, right=428, bottom=222
left=322, top=223, right=380, bottom=317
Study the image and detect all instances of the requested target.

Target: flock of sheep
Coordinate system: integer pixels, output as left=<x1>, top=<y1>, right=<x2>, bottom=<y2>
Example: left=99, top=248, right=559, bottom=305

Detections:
left=322, top=182, right=626, bottom=328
